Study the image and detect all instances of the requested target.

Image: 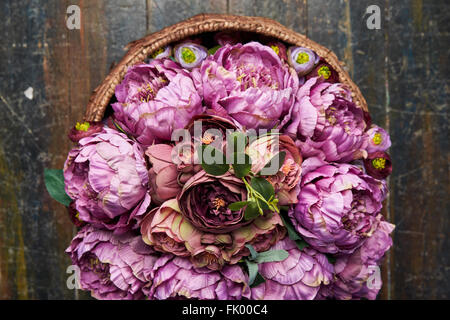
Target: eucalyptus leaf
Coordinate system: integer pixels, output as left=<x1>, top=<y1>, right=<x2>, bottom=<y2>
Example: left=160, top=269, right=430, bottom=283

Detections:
left=231, top=152, right=252, bottom=178
left=44, top=169, right=72, bottom=207
left=254, top=249, right=289, bottom=264
left=245, top=260, right=259, bottom=287
left=259, top=151, right=286, bottom=176
left=244, top=201, right=260, bottom=221
left=250, top=273, right=266, bottom=288
left=245, top=244, right=258, bottom=261
left=228, top=201, right=249, bottom=211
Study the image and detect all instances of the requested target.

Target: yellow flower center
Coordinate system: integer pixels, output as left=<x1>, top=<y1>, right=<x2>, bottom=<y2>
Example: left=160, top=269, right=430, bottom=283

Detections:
left=296, top=52, right=310, bottom=64
left=181, top=47, right=196, bottom=64
left=372, top=133, right=382, bottom=145
left=201, top=133, right=215, bottom=145
left=372, top=158, right=386, bottom=170
left=318, top=66, right=331, bottom=79
left=75, top=121, right=90, bottom=132
left=151, top=47, right=164, bottom=59
left=270, top=45, right=280, bottom=55
left=212, top=197, right=226, bottom=210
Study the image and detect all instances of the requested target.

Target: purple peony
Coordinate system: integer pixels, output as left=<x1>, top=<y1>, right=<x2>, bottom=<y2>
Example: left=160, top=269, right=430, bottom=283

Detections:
left=148, top=255, right=251, bottom=300
left=192, top=42, right=298, bottom=129
left=324, top=218, right=395, bottom=300
left=285, top=77, right=369, bottom=162
left=251, top=238, right=334, bottom=300
left=66, top=226, right=158, bottom=300
left=112, top=59, right=204, bottom=147
left=64, top=127, right=150, bottom=234
left=289, top=157, right=387, bottom=255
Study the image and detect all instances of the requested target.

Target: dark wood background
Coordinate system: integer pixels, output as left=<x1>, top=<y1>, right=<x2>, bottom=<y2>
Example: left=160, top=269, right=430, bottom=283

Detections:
left=0, top=0, right=448, bottom=299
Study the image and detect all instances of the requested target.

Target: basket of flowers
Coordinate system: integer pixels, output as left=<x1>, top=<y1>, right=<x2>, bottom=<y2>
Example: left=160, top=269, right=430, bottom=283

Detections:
left=45, top=14, right=394, bottom=300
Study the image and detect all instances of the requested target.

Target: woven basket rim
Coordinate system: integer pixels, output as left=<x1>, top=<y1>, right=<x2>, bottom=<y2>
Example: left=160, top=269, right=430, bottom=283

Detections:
left=84, top=13, right=368, bottom=122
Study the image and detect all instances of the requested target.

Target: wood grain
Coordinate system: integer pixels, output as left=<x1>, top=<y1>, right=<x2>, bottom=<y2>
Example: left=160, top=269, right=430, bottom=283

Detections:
left=0, top=0, right=448, bottom=299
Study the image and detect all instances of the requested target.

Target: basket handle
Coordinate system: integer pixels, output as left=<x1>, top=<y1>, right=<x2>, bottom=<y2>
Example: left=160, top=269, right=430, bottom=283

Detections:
left=84, top=13, right=368, bottom=121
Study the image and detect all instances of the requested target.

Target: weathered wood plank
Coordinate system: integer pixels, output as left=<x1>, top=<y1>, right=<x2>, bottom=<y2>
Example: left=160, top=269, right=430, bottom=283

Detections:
left=0, top=0, right=148, bottom=299
left=228, top=0, right=308, bottom=35
left=386, top=0, right=449, bottom=299
left=146, top=0, right=227, bottom=33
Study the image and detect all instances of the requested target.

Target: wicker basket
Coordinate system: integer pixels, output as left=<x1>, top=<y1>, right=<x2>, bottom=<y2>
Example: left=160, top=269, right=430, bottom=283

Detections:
left=84, top=13, right=368, bottom=122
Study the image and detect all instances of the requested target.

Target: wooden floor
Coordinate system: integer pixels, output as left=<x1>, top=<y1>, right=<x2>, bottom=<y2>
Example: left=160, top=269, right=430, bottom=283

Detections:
left=0, top=0, right=448, bottom=299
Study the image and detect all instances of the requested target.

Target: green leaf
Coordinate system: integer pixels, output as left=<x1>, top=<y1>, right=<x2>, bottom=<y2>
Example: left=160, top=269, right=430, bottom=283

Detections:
left=245, top=260, right=259, bottom=287
left=250, top=273, right=266, bottom=288
left=254, top=249, right=289, bottom=264
left=245, top=244, right=258, bottom=261
left=231, top=152, right=252, bottom=178
left=44, top=169, right=72, bottom=207
left=198, top=145, right=229, bottom=176
left=295, top=240, right=309, bottom=251
left=244, top=201, right=260, bottom=221
left=208, top=45, right=221, bottom=55
left=280, top=213, right=302, bottom=241
left=228, top=201, right=249, bottom=211
left=326, top=255, right=336, bottom=265
left=250, top=177, right=275, bottom=210
left=258, top=151, right=286, bottom=176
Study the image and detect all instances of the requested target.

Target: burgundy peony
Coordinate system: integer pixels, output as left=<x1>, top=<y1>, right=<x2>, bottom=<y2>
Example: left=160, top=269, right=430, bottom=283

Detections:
left=68, top=121, right=104, bottom=143
left=364, top=151, right=392, bottom=180
left=112, top=59, right=203, bottom=147
left=64, top=128, right=150, bottom=234
left=193, top=42, right=299, bottom=129
left=178, top=171, right=250, bottom=233
left=66, top=226, right=158, bottom=300
left=289, top=157, right=387, bottom=254
left=305, top=60, right=339, bottom=83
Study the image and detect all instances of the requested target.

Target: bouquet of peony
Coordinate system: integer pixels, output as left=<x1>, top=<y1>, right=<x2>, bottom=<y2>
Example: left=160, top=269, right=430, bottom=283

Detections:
left=45, top=32, right=394, bottom=300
